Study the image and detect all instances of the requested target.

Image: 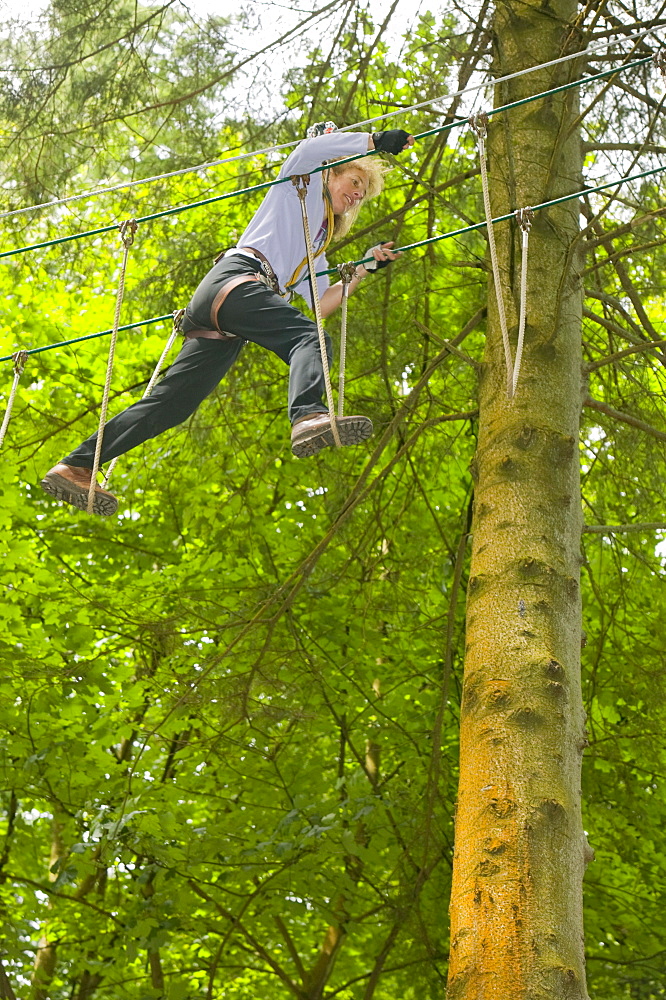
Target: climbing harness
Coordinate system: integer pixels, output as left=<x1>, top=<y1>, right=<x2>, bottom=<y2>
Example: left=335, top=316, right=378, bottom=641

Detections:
left=291, top=174, right=342, bottom=448
left=336, top=262, right=356, bottom=418
left=469, top=113, right=514, bottom=398
left=102, top=308, right=184, bottom=489
left=87, top=219, right=138, bottom=515
left=0, top=350, right=29, bottom=449
left=513, top=207, right=534, bottom=397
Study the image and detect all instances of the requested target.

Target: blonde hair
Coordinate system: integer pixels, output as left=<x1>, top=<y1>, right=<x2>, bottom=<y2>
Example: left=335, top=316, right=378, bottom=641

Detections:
left=326, top=156, right=390, bottom=238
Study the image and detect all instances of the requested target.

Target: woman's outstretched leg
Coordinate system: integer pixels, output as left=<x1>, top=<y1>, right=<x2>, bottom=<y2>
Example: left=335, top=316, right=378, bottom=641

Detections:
left=41, top=336, right=242, bottom=514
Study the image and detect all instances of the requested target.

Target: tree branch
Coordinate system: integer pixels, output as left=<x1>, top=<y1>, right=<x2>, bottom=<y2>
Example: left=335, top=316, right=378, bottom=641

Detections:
left=584, top=397, right=666, bottom=443
left=586, top=339, right=666, bottom=372
left=583, top=523, right=666, bottom=534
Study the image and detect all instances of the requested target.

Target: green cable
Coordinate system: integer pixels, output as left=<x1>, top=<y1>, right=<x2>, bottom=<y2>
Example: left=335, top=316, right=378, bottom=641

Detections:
left=4, top=161, right=663, bottom=365
left=319, top=162, right=666, bottom=276
left=0, top=315, right=172, bottom=364
left=0, top=54, right=653, bottom=264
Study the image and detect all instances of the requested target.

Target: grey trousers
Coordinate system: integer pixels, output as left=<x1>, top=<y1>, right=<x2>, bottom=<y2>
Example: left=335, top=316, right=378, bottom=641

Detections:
left=62, top=256, right=331, bottom=468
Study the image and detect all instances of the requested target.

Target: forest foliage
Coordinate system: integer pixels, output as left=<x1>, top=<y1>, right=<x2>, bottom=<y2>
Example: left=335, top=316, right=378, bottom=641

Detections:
left=0, top=1, right=665, bottom=997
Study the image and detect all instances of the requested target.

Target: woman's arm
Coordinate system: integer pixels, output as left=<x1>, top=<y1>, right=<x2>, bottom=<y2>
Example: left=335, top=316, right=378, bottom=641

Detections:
left=319, top=242, right=401, bottom=318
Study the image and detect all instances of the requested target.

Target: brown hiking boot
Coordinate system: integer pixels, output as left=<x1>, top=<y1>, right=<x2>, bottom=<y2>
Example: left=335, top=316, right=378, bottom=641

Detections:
left=291, top=413, right=373, bottom=458
left=40, top=463, right=118, bottom=516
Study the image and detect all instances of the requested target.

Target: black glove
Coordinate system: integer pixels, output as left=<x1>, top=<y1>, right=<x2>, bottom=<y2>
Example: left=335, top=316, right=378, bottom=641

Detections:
left=363, top=242, right=394, bottom=272
left=372, top=129, right=411, bottom=154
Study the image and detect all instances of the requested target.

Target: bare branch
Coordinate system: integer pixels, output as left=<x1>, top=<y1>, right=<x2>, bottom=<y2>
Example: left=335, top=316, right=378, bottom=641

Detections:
left=586, top=339, right=666, bottom=372
left=585, top=396, right=666, bottom=443
left=583, top=142, right=666, bottom=153
left=583, top=523, right=666, bottom=533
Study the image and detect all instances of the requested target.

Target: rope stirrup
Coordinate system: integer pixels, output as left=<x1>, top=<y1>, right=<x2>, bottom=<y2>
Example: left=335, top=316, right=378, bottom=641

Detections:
left=87, top=218, right=138, bottom=514
left=469, top=113, right=514, bottom=399
left=291, top=174, right=342, bottom=448
left=0, top=350, right=29, bottom=449
left=513, top=207, right=534, bottom=397
left=102, top=308, right=184, bottom=489
left=336, top=262, right=356, bottom=419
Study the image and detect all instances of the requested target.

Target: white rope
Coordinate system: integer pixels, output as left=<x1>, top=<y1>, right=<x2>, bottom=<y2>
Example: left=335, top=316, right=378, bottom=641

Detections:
left=0, top=351, right=28, bottom=449
left=336, top=263, right=356, bottom=418
left=513, top=207, right=534, bottom=397
left=470, top=113, right=514, bottom=398
left=102, top=308, right=183, bottom=489
left=0, top=27, right=653, bottom=223
left=292, top=175, right=341, bottom=448
left=87, top=219, right=137, bottom=514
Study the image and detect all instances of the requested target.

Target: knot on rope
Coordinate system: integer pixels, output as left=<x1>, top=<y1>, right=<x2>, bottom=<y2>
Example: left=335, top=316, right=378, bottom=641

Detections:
left=173, top=307, right=186, bottom=332
left=468, top=112, right=489, bottom=140
left=11, top=350, right=28, bottom=376
left=119, top=218, right=138, bottom=248
left=515, top=207, right=534, bottom=232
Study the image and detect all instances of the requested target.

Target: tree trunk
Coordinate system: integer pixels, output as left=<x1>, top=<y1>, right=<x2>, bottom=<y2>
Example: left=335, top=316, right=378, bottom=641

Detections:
left=31, top=817, right=64, bottom=1000
left=447, top=2, right=590, bottom=998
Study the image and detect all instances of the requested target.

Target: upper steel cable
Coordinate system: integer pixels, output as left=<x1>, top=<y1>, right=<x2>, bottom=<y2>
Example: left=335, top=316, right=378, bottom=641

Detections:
left=0, top=27, right=655, bottom=225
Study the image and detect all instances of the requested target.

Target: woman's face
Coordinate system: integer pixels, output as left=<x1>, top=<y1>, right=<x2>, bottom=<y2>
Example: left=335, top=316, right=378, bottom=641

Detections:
left=327, top=168, right=368, bottom=215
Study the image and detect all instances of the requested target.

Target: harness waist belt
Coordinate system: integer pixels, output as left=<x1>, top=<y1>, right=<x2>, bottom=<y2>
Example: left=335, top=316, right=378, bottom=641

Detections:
left=184, top=274, right=261, bottom=341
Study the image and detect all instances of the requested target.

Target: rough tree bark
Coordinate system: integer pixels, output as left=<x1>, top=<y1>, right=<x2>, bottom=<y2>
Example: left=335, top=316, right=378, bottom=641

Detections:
left=447, top=2, right=590, bottom=998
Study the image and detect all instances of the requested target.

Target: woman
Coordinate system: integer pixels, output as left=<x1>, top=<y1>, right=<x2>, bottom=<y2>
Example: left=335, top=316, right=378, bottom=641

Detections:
left=41, top=126, right=415, bottom=516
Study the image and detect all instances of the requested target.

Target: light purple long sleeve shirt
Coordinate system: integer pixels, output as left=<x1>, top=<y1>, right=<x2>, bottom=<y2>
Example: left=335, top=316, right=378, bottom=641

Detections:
left=228, top=131, right=370, bottom=306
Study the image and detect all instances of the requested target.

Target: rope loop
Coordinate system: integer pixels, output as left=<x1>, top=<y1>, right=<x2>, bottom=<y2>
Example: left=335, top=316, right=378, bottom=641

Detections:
left=290, top=173, right=342, bottom=447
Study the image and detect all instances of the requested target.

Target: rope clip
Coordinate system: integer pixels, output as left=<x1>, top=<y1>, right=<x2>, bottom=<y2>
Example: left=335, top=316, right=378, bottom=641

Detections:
left=337, top=262, right=357, bottom=285
left=172, top=308, right=185, bottom=332
left=515, top=207, right=534, bottom=232
left=11, top=350, right=28, bottom=376
left=119, top=218, right=138, bottom=248
left=654, top=50, right=666, bottom=78
left=468, top=112, right=489, bottom=140
left=291, top=175, right=311, bottom=201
